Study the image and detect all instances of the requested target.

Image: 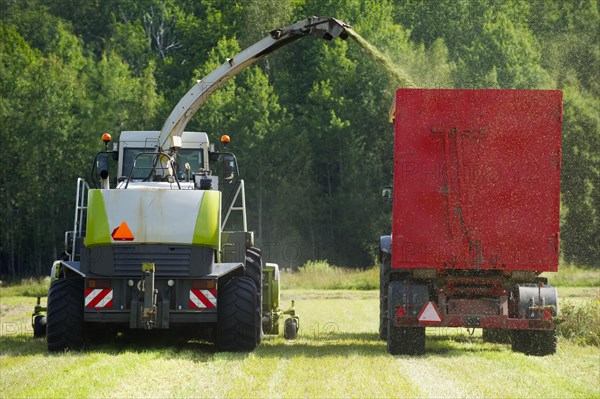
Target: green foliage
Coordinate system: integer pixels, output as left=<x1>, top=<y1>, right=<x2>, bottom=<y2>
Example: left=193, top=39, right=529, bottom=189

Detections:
left=0, top=0, right=598, bottom=274
left=0, top=3, right=161, bottom=276
left=560, top=87, right=600, bottom=266
left=556, top=298, right=600, bottom=346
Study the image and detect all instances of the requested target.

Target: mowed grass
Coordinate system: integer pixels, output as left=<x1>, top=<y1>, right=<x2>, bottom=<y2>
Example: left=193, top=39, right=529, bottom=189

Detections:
left=1, top=289, right=599, bottom=398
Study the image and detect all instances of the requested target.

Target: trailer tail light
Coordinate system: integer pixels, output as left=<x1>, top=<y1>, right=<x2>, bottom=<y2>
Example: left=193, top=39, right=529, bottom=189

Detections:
left=543, top=309, right=553, bottom=319
left=395, top=306, right=406, bottom=318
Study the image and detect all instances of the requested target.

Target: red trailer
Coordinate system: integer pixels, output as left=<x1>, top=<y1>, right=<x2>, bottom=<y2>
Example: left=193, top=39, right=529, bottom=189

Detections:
left=379, top=89, right=562, bottom=355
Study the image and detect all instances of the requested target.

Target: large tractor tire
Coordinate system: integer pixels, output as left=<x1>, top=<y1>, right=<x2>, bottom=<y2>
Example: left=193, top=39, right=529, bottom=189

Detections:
left=379, top=257, right=391, bottom=340
left=245, top=247, right=263, bottom=344
left=46, top=278, right=84, bottom=352
left=387, top=281, right=426, bottom=355
left=216, top=276, right=259, bottom=352
left=511, top=328, right=557, bottom=356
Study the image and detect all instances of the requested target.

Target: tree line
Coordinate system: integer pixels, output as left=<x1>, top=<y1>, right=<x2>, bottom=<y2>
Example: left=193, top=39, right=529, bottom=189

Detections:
left=0, top=0, right=598, bottom=276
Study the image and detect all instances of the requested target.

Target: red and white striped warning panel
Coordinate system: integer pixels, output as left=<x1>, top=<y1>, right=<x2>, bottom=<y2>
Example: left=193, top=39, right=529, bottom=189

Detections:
left=85, top=289, right=113, bottom=309
left=418, top=301, right=442, bottom=325
left=189, top=289, right=217, bottom=309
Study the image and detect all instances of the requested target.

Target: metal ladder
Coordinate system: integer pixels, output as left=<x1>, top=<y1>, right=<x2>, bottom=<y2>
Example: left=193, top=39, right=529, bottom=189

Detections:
left=222, top=179, right=248, bottom=232
left=66, top=178, right=90, bottom=262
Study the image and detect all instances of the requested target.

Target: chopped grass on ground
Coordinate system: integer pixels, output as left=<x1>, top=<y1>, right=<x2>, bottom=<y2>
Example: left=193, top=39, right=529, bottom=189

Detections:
left=1, top=289, right=599, bottom=398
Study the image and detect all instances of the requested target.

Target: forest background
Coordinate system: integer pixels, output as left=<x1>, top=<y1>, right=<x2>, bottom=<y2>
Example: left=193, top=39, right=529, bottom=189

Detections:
left=0, top=0, right=598, bottom=276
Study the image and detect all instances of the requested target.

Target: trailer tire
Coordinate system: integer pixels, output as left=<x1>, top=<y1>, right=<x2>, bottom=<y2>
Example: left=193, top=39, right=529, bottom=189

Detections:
left=379, top=255, right=391, bottom=340
left=482, top=328, right=511, bottom=344
left=387, top=281, right=425, bottom=355
left=387, top=324, right=426, bottom=356
left=46, top=278, right=84, bottom=351
left=216, top=276, right=258, bottom=352
left=245, top=247, right=263, bottom=344
left=33, top=315, right=46, bottom=338
left=284, top=318, right=298, bottom=340
left=511, top=328, right=557, bottom=356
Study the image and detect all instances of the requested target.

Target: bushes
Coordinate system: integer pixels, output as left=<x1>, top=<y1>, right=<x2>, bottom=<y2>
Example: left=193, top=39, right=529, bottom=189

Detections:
left=556, top=299, right=600, bottom=346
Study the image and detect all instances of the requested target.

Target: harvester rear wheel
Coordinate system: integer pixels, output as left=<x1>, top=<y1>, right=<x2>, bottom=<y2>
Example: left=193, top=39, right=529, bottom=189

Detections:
left=245, top=247, right=263, bottom=344
left=46, top=278, right=84, bottom=351
left=511, top=328, right=557, bottom=356
left=216, top=276, right=258, bottom=352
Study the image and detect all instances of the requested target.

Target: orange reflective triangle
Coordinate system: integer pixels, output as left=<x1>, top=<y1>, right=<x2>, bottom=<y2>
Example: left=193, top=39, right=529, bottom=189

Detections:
left=111, top=221, right=134, bottom=241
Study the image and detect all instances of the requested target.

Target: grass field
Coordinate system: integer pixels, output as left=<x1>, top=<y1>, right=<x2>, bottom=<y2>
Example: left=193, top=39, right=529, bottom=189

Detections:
left=1, top=287, right=599, bottom=398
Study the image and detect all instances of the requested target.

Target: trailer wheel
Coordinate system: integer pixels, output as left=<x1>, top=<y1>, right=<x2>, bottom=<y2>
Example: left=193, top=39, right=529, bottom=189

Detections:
left=245, top=247, right=263, bottom=344
left=33, top=315, right=46, bottom=338
left=387, top=281, right=425, bottom=355
left=46, top=278, right=84, bottom=351
left=379, top=256, right=391, bottom=340
left=216, top=276, right=258, bottom=352
left=482, top=328, right=511, bottom=344
left=284, top=318, right=298, bottom=340
left=511, top=328, right=557, bottom=356
left=387, top=324, right=426, bottom=356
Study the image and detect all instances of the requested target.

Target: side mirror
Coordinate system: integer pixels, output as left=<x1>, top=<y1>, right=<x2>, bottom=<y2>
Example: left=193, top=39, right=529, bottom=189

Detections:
left=381, top=185, right=393, bottom=204
left=223, top=154, right=237, bottom=181
left=96, top=154, right=109, bottom=180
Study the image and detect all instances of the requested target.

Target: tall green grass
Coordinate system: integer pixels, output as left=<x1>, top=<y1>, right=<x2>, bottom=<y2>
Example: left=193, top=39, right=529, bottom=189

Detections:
left=282, top=261, right=599, bottom=290
left=543, top=262, right=600, bottom=287
left=281, top=261, right=379, bottom=290
left=0, top=278, right=49, bottom=298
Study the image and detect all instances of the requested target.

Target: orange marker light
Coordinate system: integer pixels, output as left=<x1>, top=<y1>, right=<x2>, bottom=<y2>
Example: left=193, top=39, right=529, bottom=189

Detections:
left=102, top=133, right=112, bottom=143
left=221, top=135, right=231, bottom=144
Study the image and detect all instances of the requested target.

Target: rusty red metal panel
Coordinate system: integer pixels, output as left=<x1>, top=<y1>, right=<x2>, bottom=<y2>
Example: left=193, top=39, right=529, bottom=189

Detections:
left=392, top=89, right=562, bottom=272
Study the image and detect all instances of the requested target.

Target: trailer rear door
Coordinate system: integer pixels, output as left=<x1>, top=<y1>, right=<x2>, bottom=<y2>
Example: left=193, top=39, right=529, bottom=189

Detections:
left=392, top=89, right=562, bottom=272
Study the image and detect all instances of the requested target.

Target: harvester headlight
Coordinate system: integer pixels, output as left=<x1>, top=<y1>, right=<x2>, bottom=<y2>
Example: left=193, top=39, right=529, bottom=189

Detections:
left=127, top=279, right=134, bottom=287
left=168, top=279, right=175, bottom=287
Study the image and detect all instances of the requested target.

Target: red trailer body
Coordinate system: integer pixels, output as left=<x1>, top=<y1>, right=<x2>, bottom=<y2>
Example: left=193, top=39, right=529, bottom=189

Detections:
left=392, top=89, right=562, bottom=272
left=380, top=89, right=562, bottom=356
